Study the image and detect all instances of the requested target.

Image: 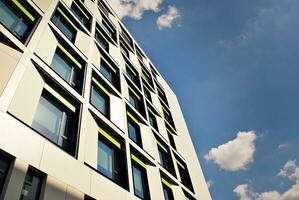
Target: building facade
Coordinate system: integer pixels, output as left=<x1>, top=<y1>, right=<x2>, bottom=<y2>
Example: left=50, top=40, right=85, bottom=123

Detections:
left=0, top=0, right=212, bottom=199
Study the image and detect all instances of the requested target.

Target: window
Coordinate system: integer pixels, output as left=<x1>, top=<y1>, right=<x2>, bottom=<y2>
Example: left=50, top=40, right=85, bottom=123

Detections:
left=148, top=109, right=158, bottom=131
left=176, top=158, right=194, bottom=192
left=157, top=140, right=176, bottom=177
left=120, top=40, right=130, bottom=58
left=184, top=190, right=196, bottom=200
left=0, top=0, right=39, bottom=43
left=136, top=46, right=145, bottom=61
left=95, top=26, right=109, bottom=51
left=128, top=86, right=142, bottom=112
left=127, top=112, right=142, bottom=146
left=51, top=6, right=77, bottom=42
left=141, top=67, right=153, bottom=87
left=156, top=83, right=169, bottom=106
left=84, top=195, right=96, bottom=200
left=120, top=26, right=133, bottom=51
left=126, top=64, right=140, bottom=88
left=131, top=154, right=150, bottom=199
left=100, top=14, right=116, bottom=42
left=167, top=131, right=176, bottom=150
left=32, top=84, right=79, bottom=156
left=51, top=44, right=84, bottom=93
left=143, top=84, right=151, bottom=102
left=19, top=169, right=43, bottom=200
left=71, top=0, right=91, bottom=30
left=162, top=178, right=174, bottom=200
left=98, top=54, right=119, bottom=90
left=97, top=125, right=127, bottom=188
left=91, top=77, right=110, bottom=117
left=98, top=0, right=113, bottom=17
left=0, top=153, right=11, bottom=195
left=162, top=104, right=175, bottom=128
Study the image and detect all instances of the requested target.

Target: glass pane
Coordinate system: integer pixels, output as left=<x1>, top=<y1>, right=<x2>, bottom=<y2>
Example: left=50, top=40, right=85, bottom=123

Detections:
left=163, top=188, right=170, bottom=200
left=133, top=166, right=145, bottom=199
left=91, top=87, right=108, bottom=115
left=32, top=95, right=63, bottom=143
left=51, top=51, right=73, bottom=83
left=128, top=121, right=137, bottom=143
left=97, top=140, right=113, bottom=179
left=96, top=34, right=109, bottom=51
left=20, top=170, right=43, bottom=200
left=100, top=63, right=112, bottom=82
left=0, top=1, right=19, bottom=30
left=0, top=155, right=10, bottom=194
left=52, top=13, right=75, bottom=41
left=129, top=94, right=138, bottom=109
left=15, top=20, right=29, bottom=38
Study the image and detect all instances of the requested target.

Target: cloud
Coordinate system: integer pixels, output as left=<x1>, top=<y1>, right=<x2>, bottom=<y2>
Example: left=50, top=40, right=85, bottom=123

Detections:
left=204, top=131, right=257, bottom=171
left=234, top=161, right=299, bottom=200
left=278, top=143, right=289, bottom=149
left=109, top=0, right=162, bottom=19
left=207, top=180, right=214, bottom=189
left=156, top=5, right=181, bottom=30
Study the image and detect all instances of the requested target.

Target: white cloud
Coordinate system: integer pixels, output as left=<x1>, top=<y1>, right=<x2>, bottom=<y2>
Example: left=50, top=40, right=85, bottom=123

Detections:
left=204, top=131, right=257, bottom=171
left=234, top=161, right=299, bottom=200
left=278, top=143, right=289, bottom=149
left=156, top=5, right=181, bottom=30
left=109, top=0, right=162, bottom=19
left=207, top=180, right=214, bottom=189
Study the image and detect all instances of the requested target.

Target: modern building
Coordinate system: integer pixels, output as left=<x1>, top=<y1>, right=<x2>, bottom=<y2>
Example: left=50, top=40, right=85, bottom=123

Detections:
left=0, top=0, right=212, bottom=199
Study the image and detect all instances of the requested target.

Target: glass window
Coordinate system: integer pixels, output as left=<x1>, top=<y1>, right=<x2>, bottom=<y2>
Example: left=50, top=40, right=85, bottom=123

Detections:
left=128, top=119, right=141, bottom=146
left=0, top=154, right=11, bottom=195
left=143, top=86, right=151, bottom=102
left=91, top=86, right=109, bottom=117
left=177, top=160, right=194, bottom=192
left=163, top=185, right=174, bottom=200
left=0, top=0, right=38, bottom=42
left=71, top=0, right=91, bottom=30
left=97, top=140, right=114, bottom=179
left=132, top=164, right=148, bottom=199
left=168, top=132, right=176, bottom=150
left=32, top=90, right=78, bottom=156
left=129, top=91, right=139, bottom=111
left=51, top=8, right=76, bottom=42
left=95, top=29, right=109, bottom=51
left=100, top=62, right=112, bottom=82
left=126, top=65, right=139, bottom=87
left=19, top=169, right=43, bottom=200
left=98, top=58, right=119, bottom=90
left=157, top=142, right=176, bottom=177
left=148, top=111, right=158, bottom=130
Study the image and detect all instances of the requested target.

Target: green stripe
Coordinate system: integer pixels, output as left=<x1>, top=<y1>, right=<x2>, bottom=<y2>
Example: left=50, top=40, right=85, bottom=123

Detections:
left=57, top=7, right=78, bottom=30
left=176, top=159, right=186, bottom=170
left=156, top=85, right=164, bottom=95
left=126, top=64, right=137, bottom=76
left=73, top=1, right=90, bottom=19
left=162, top=105, right=170, bottom=115
left=92, top=77, right=110, bottom=96
left=98, top=127, right=121, bottom=149
left=12, top=0, right=35, bottom=21
left=185, top=197, right=191, bottom=200
left=96, top=27, right=109, bottom=44
left=128, top=86, right=141, bottom=100
left=162, top=178, right=172, bottom=189
left=142, top=68, right=150, bottom=77
left=100, top=53, right=117, bottom=74
left=147, top=107, right=156, bottom=116
left=57, top=44, right=82, bottom=69
left=44, top=84, right=76, bottom=113
left=142, top=83, right=151, bottom=93
left=127, top=111, right=140, bottom=125
left=131, top=154, right=146, bottom=168
left=157, top=140, right=168, bottom=153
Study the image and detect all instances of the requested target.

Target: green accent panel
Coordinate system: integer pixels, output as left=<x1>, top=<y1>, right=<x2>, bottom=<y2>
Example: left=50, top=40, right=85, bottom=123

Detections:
left=131, top=154, right=146, bottom=168
left=96, top=27, right=109, bottom=43
left=12, top=0, right=35, bottom=21
left=166, top=128, right=174, bottom=134
left=128, top=86, right=141, bottom=100
left=162, top=178, right=172, bottom=189
left=57, top=44, right=82, bottom=69
left=98, top=127, right=121, bottom=149
left=142, top=83, right=151, bottom=93
left=156, top=140, right=168, bottom=153
left=162, top=105, right=170, bottom=115
left=156, top=85, right=164, bottom=95
left=127, top=111, right=140, bottom=125
left=147, top=107, right=156, bottom=116
left=73, top=1, right=90, bottom=19
left=126, top=64, right=137, bottom=76
left=185, top=197, right=191, bottom=200
left=100, top=53, right=117, bottom=74
left=57, top=7, right=78, bottom=30
left=141, top=68, right=150, bottom=77
left=44, top=84, right=76, bottom=113
left=92, top=77, right=110, bottom=96
left=176, top=159, right=186, bottom=170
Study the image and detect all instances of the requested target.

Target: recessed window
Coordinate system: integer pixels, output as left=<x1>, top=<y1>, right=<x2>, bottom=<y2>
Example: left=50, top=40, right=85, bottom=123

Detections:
left=136, top=45, right=145, bottom=62
left=157, top=140, right=176, bottom=177
left=148, top=109, right=158, bottom=131
left=91, top=77, right=110, bottom=117
left=131, top=153, right=150, bottom=199
left=95, top=26, right=109, bottom=51
left=98, top=0, right=114, bottom=17
left=32, top=84, right=79, bottom=156
left=161, top=104, right=175, bottom=128
left=167, top=131, right=176, bottom=150
left=51, top=43, right=84, bottom=93
left=127, top=112, right=142, bottom=146
left=143, top=84, right=151, bottom=102
left=120, top=40, right=130, bottom=58
left=141, top=67, right=153, bottom=87
left=128, top=86, right=142, bottom=113
left=184, top=190, right=196, bottom=200
left=97, top=125, right=128, bottom=188
left=71, top=0, right=91, bottom=30
left=0, top=153, right=11, bottom=195
left=100, top=14, right=116, bottom=42
left=156, top=82, right=169, bottom=106
left=98, top=54, right=119, bottom=90
left=176, top=158, right=194, bottom=192
left=51, top=6, right=77, bottom=42
left=126, top=64, right=140, bottom=88
left=162, top=178, right=174, bottom=200
left=0, top=0, right=39, bottom=43
left=19, top=169, right=44, bottom=200
left=120, top=26, right=133, bottom=51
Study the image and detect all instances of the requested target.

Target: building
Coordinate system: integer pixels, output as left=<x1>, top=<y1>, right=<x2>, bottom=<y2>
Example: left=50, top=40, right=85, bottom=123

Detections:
left=0, top=0, right=212, bottom=199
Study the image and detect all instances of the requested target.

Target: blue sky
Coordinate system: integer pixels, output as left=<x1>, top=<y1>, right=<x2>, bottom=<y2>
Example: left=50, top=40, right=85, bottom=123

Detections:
left=109, top=0, right=299, bottom=199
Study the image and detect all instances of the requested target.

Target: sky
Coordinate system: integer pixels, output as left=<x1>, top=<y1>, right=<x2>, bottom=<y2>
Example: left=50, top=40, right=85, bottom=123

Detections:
left=108, top=0, right=299, bottom=199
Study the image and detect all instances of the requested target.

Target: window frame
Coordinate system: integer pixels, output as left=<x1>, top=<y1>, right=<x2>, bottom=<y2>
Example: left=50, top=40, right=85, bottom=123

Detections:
left=131, top=161, right=150, bottom=200
left=19, top=168, right=44, bottom=200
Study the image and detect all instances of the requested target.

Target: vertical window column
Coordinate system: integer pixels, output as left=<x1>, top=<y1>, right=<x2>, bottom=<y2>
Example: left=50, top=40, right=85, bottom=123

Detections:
left=19, top=169, right=44, bottom=200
